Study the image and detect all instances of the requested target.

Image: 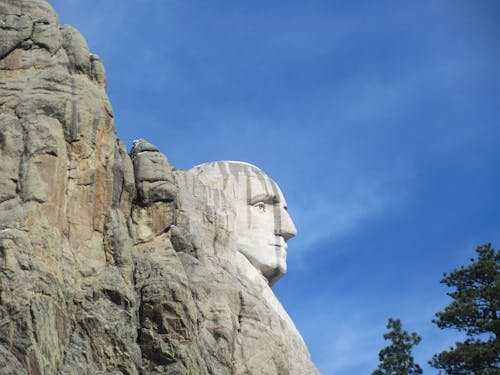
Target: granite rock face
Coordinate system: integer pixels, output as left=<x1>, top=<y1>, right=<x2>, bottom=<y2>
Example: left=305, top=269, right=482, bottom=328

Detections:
left=0, top=1, right=320, bottom=374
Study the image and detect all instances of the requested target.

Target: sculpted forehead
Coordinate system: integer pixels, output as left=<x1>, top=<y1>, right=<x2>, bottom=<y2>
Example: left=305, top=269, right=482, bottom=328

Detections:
left=190, top=161, right=264, bottom=186
left=190, top=161, right=286, bottom=205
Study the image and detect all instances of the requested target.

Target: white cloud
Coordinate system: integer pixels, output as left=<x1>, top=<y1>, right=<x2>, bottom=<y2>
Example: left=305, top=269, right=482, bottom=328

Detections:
left=289, top=160, right=414, bottom=255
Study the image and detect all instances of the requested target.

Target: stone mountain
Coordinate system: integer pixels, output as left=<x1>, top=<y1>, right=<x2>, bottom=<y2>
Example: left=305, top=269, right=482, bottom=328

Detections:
left=0, top=1, right=321, bottom=374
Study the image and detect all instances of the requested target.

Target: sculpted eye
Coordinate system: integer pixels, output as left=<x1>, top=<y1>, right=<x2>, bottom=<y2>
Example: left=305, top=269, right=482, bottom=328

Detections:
left=253, top=202, right=266, bottom=212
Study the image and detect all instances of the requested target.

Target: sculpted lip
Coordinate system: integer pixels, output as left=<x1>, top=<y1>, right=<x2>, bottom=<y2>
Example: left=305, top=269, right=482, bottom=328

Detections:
left=270, top=238, right=287, bottom=250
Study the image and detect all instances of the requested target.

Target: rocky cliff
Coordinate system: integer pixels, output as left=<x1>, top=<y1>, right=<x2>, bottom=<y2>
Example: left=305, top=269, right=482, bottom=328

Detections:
left=0, top=1, right=320, bottom=374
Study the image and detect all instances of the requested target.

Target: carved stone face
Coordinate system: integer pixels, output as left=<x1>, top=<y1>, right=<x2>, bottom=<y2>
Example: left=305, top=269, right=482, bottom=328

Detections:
left=190, top=161, right=297, bottom=285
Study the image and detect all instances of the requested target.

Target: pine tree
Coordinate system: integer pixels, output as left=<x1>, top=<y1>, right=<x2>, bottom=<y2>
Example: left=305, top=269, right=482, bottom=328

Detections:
left=372, top=318, right=423, bottom=375
left=430, top=243, right=499, bottom=374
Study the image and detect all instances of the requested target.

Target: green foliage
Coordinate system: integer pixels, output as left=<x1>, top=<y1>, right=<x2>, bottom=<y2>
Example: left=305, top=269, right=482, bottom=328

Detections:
left=430, top=243, right=500, bottom=374
left=372, top=318, right=423, bottom=375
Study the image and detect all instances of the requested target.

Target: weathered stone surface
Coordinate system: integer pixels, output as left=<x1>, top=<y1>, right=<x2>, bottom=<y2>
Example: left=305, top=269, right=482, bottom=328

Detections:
left=174, top=167, right=319, bottom=375
left=0, top=1, right=137, bottom=372
left=90, top=54, right=107, bottom=87
left=0, top=1, right=320, bottom=374
left=61, top=25, right=90, bottom=75
left=0, top=113, right=23, bottom=203
left=0, top=14, right=32, bottom=59
left=131, top=139, right=178, bottom=206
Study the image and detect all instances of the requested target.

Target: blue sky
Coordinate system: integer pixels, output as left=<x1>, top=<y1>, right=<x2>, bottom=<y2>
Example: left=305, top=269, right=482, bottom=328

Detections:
left=49, top=1, right=500, bottom=373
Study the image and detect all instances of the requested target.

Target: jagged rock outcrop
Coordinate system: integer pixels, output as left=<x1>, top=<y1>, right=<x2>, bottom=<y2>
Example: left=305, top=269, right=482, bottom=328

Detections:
left=0, top=1, right=320, bottom=374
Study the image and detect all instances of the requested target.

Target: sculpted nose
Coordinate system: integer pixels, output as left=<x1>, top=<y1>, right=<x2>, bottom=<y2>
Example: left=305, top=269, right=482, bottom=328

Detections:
left=277, top=209, right=297, bottom=241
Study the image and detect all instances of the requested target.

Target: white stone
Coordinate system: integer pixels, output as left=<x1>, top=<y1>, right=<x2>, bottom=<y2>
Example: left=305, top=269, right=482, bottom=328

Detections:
left=190, top=161, right=297, bottom=286
left=174, top=160, right=319, bottom=374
